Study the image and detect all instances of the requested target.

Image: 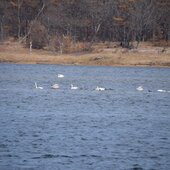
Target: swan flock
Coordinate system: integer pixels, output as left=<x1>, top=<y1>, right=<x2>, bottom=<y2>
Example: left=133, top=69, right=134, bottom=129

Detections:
left=34, top=74, right=169, bottom=93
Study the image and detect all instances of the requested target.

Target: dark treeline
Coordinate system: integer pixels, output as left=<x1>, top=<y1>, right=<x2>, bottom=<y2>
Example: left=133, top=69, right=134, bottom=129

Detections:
left=0, top=0, right=170, bottom=50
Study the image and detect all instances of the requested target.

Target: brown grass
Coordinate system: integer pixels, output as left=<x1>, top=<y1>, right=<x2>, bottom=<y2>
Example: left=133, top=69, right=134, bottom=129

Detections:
left=0, top=40, right=170, bottom=67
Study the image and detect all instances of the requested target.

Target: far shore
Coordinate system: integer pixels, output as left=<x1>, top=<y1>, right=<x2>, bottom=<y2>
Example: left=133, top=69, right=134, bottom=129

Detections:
left=0, top=41, right=170, bottom=67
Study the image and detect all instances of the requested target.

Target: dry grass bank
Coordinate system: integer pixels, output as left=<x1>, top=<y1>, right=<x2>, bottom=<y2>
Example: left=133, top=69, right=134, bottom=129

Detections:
left=0, top=40, right=170, bottom=67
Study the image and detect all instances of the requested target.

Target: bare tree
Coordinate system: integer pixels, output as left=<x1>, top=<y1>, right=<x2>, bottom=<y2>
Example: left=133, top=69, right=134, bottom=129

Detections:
left=154, top=0, right=170, bottom=43
left=0, top=1, right=8, bottom=41
left=129, top=0, right=156, bottom=48
left=1, top=0, right=169, bottom=48
left=20, top=1, right=46, bottom=43
left=17, top=0, right=23, bottom=39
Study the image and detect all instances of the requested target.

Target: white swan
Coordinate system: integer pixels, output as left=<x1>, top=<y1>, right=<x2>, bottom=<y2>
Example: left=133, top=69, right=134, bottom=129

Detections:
left=136, top=86, right=144, bottom=91
left=51, top=84, right=59, bottom=89
left=57, top=74, right=64, bottom=78
left=71, top=84, right=78, bottom=90
left=95, top=86, right=105, bottom=91
left=157, top=89, right=166, bottom=92
left=35, top=82, right=43, bottom=89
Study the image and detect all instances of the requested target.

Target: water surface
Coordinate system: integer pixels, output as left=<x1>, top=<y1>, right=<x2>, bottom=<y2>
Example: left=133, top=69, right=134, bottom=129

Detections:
left=0, top=64, right=170, bottom=170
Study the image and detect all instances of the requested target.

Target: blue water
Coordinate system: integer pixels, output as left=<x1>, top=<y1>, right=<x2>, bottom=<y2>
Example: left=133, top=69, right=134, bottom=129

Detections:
left=0, top=64, right=170, bottom=170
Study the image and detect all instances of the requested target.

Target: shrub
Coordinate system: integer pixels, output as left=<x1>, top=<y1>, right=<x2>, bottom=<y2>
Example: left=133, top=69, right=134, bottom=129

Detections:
left=49, top=35, right=91, bottom=54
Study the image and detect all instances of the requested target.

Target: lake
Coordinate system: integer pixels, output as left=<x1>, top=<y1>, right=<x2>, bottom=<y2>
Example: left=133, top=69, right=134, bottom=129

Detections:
left=0, top=64, right=170, bottom=170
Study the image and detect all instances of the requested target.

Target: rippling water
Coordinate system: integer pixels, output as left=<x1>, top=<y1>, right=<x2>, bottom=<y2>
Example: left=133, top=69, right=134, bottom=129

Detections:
left=0, top=64, right=170, bottom=170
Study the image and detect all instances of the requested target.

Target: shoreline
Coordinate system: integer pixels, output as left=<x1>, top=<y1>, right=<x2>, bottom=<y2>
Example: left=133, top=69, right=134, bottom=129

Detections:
left=0, top=41, right=170, bottom=67
left=1, top=61, right=170, bottom=68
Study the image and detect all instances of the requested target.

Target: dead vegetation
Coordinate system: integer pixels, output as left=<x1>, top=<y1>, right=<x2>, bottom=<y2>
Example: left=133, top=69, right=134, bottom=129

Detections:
left=0, top=40, right=170, bottom=67
left=48, top=35, right=91, bottom=54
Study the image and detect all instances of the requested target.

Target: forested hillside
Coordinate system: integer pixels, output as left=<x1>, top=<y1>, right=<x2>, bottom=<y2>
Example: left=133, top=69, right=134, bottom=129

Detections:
left=0, top=0, right=170, bottom=51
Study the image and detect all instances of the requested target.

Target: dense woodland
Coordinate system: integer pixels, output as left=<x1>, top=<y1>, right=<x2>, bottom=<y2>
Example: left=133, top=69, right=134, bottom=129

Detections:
left=0, top=0, right=170, bottom=52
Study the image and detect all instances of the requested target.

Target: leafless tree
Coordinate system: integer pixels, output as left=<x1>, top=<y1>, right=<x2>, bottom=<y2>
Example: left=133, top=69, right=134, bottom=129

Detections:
left=17, top=0, right=23, bottom=39
left=0, top=0, right=169, bottom=48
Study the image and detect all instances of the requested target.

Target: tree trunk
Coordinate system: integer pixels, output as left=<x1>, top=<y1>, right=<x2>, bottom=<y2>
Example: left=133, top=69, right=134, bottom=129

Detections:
left=17, top=0, right=22, bottom=39
left=0, top=17, right=4, bottom=41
